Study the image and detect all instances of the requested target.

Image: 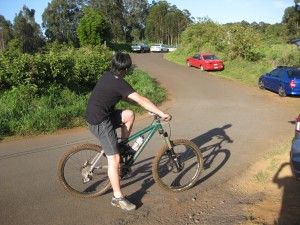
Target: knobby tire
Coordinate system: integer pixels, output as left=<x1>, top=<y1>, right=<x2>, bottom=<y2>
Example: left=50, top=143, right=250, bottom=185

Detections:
left=58, top=144, right=111, bottom=198
left=152, top=139, right=203, bottom=192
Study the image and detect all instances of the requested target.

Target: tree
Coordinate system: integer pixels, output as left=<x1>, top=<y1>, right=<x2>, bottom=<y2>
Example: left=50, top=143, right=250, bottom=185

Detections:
left=77, top=8, right=111, bottom=46
left=282, top=6, right=300, bottom=37
left=13, top=5, right=44, bottom=53
left=123, top=0, right=148, bottom=42
left=89, top=0, right=125, bottom=42
left=145, top=1, right=190, bottom=44
left=0, top=16, right=13, bottom=51
left=42, top=0, right=88, bottom=46
left=145, top=1, right=169, bottom=43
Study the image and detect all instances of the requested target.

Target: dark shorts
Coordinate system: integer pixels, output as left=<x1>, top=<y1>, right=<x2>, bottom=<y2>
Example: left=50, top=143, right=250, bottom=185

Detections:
left=87, top=110, right=123, bottom=156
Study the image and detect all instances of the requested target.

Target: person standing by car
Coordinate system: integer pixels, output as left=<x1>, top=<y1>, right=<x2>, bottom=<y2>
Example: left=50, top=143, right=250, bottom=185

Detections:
left=86, top=52, right=171, bottom=211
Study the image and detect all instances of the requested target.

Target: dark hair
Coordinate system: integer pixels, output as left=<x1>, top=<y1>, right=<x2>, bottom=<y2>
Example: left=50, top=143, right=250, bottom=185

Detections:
left=110, top=52, right=132, bottom=76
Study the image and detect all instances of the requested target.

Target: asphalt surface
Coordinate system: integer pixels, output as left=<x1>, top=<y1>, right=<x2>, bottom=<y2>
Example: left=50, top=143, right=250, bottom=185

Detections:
left=0, top=53, right=297, bottom=225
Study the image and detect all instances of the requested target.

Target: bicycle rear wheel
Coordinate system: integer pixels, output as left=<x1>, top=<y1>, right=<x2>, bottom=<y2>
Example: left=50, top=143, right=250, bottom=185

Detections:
left=152, top=139, right=203, bottom=192
left=58, top=144, right=111, bottom=198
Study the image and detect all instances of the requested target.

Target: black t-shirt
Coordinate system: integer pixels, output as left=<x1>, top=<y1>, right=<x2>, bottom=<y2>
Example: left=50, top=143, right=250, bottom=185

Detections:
left=86, top=71, right=136, bottom=125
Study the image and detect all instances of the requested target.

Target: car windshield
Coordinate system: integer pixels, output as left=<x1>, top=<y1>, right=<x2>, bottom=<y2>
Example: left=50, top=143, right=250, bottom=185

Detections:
left=203, top=55, right=218, bottom=60
left=288, top=70, right=300, bottom=79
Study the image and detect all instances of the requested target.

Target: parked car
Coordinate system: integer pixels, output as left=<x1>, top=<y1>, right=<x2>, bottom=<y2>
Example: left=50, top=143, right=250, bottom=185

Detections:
left=131, top=42, right=150, bottom=53
left=258, top=66, right=300, bottom=97
left=150, top=44, right=169, bottom=53
left=291, top=114, right=300, bottom=180
left=186, top=53, right=224, bottom=71
left=168, top=46, right=177, bottom=52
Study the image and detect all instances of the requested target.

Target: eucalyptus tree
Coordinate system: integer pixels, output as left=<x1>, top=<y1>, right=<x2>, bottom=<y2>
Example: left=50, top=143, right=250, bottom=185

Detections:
left=89, top=0, right=125, bottom=42
left=0, top=16, right=13, bottom=51
left=146, top=1, right=190, bottom=45
left=123, top=0, right=148, bottom=42
left=42, top=0, right=88, bottom=46
left=145, top=1, right=169, bottom=43
left=13, top=5, right=44, bottom=53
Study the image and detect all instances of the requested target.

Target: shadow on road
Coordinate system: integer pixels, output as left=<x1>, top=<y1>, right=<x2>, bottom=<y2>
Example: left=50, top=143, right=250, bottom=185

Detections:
left=192, top=124, right=233, bottom=185
left=272, top=162, right=300, bottom=225
left=120, top=156, right=155, bottom=208
left=126, top=124, right=233, bottom=208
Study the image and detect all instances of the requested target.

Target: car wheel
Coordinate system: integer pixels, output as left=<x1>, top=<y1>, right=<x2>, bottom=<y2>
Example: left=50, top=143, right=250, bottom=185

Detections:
left=258, top=79, right=265, bottom=89
left=187, top=61, right=191, bottom=67
left=200, top=65, right=204, bottom=71
left=141, top=48, right=144, bottom=53
left=278, top=85, right=286, bottom=97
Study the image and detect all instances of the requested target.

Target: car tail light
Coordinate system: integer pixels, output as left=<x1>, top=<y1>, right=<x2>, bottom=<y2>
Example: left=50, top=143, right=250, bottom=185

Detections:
left=290, top=80, right=296, bottom=88
left=296, top=115, right=300, bottom=132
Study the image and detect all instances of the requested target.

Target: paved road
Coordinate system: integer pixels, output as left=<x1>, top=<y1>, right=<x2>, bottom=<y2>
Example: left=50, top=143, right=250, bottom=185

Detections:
left=0, top=53, right=297, bottom=225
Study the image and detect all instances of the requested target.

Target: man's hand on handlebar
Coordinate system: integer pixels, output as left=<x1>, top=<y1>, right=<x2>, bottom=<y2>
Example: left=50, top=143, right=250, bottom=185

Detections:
left=160, top=112, right=172, bottom=122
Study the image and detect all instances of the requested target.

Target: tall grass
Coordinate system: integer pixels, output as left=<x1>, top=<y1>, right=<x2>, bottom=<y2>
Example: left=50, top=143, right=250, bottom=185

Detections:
left=0, top=86, right=88, bottom=137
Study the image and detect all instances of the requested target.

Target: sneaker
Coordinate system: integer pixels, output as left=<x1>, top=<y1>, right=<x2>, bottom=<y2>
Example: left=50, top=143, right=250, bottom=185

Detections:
left=111, top=196, right=136, bottom=211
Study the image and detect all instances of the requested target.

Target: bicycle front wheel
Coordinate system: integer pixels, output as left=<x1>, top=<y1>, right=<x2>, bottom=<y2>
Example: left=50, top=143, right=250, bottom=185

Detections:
left=152, top=139, right=203, bottom=192
left=58, top=144, right=111, bottom=198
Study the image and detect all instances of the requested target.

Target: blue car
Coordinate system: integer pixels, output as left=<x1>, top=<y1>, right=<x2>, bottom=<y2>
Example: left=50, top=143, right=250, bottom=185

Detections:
left=258, top=66, right=300, bottom=97
left=291, top=114, right=300, bottom=180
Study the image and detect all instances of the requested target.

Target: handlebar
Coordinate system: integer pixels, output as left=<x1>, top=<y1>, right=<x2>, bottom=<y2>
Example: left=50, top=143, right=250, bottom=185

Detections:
left=148, top=112, right=172, bottom=122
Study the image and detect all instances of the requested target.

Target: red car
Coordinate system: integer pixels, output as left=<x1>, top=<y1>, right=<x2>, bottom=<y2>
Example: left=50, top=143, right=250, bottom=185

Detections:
left=186, top=53, right=224, bottom=71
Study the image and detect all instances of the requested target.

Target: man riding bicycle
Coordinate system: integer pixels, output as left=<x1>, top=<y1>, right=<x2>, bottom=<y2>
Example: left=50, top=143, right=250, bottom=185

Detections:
left=86, top=52, right=171, bottom=210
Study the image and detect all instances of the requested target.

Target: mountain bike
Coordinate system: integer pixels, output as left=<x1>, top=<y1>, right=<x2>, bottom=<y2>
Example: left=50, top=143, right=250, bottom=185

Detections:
left=58, top=112, right=203, bottom=198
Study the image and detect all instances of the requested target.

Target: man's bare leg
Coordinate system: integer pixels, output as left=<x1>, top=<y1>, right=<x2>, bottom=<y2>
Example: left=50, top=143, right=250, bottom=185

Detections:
left=121, top=109, right=135, bottom=139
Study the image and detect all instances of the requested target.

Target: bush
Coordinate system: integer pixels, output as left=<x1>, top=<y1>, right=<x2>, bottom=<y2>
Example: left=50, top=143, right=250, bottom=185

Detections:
left=0, top=45, right=113, bottom=95
left=0, top=68, right=166, bottom=138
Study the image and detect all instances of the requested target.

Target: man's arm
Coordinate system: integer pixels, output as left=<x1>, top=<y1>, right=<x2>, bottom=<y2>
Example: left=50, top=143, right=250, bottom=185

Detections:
left=127, top=92, right=171, bottom=120
left=122, top=97, right=139, bottom=106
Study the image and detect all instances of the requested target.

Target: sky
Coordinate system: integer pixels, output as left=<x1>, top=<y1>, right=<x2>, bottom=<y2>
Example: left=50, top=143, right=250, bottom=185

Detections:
left=0, top=0, right=296, bottom=26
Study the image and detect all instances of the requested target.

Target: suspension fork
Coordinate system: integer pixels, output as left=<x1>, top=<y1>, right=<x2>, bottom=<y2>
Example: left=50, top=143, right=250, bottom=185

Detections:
left=159, top=128, right=173, bottom=149
left=159, top=129, right=182, bottom=172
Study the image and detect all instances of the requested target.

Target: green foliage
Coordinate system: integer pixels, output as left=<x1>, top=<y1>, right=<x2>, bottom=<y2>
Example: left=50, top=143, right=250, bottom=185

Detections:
left=222, top=24, right=263, bottom=61
left=77, top=8, right=111, bottom=46
left=42, top=0, right=88, bottom=47
left=0, top=47, right=166, bottom=138
left=145, top=1, right=190, bottom=45
left=0, top=15, right=14, bottom=51
left=0, top=85, right=88, bottom=136
left=122, top=0, right=148, bottom=43
left=282, top=6, right=300, bottom=37
left=180, top=21, right=224, bottom=54
left=72, top=45, right=112, bottom=90
left=0, top=44, right=112, bottom=94
left=89, top=0, right=126, bottom=43
left=13, top=5, right=44, bottom=53
left=180, top=21, right=264, bottom=62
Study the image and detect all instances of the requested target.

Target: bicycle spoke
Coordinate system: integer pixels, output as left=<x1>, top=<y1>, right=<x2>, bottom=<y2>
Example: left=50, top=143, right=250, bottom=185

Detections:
left=153, top=139, right=203, bottom=192
left=58, top=144, right=111, bottom=198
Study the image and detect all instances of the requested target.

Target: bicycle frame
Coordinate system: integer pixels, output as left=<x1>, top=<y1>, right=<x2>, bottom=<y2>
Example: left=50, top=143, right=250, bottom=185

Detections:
left=118, top=117, right=172, bottom=166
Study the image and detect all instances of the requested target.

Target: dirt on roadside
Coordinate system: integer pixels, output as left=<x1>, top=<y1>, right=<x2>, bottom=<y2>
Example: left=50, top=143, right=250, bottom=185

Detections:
left=107, top=145, right=300, bottom=225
